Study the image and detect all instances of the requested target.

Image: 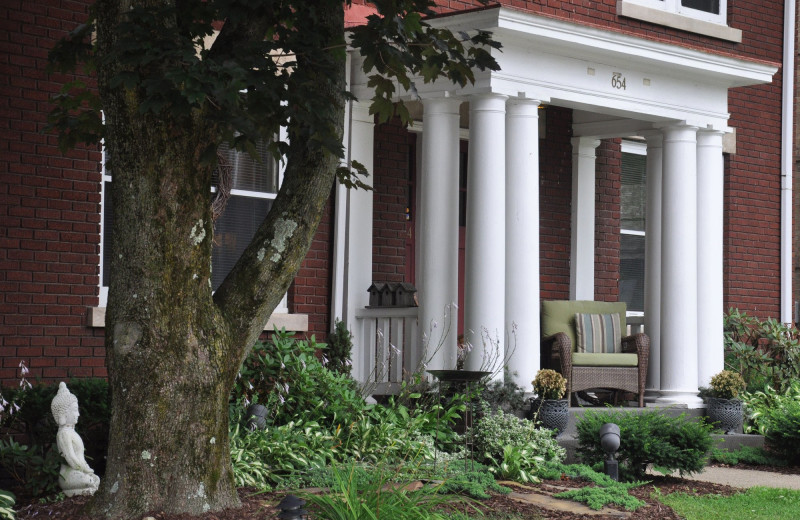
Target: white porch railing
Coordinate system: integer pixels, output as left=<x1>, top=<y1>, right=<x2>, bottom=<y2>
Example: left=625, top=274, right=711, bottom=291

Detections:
left=354, top=307, right=420, bottom=395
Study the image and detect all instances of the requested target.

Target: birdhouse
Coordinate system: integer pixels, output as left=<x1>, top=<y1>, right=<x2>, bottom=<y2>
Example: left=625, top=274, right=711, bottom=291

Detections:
left=381, top=283, right=396, bottom=306
left=393, top=282, right=417, bottom=307
left=367, top=282, right=386, bottom=307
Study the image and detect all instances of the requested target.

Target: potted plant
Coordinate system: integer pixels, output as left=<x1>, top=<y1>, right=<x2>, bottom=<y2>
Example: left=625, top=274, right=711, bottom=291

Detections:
left=705, top=369, right=746, bottom=434
left=529, top=369, right=569, bottom=436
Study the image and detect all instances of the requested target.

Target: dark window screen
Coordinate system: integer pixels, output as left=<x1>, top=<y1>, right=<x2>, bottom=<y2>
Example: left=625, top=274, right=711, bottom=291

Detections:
left=211, top=196, right=273, bottom=291
left=682, top=0, right=720, bottom=14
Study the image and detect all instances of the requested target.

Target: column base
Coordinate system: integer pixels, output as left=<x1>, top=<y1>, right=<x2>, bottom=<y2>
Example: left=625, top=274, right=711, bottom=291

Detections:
left=655, top=390, right=705, bottom=409
left=644, top=389, right=661, bottom=403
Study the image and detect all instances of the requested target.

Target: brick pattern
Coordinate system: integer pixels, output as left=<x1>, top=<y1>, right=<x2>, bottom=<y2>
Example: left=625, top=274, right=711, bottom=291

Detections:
left=595, top=139, right=621, bottom=302
left=291, top=194, right=335, bottom=342
left=372, top=117, right=415, bottom=283
left=539, top=106, right=573, bottom=301
left=1, top=0, right=105, bottom=384
left=726, top=81, right=784, bottom=319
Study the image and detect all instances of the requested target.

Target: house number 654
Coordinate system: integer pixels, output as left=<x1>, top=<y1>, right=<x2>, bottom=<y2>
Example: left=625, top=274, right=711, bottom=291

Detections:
left=611, top=72, right=626, bottom=90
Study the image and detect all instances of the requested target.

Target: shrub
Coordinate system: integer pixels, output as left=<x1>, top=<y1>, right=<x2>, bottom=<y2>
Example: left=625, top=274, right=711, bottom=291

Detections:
left=708, top=446, right=788, bottom=467
left=742, top=382, right=800, bottom=464
left=709, top=370, right=746, bottom=399
left=575, top=410, right=714, bottom=480
left=471, top=406, right=565, bottom=476
left=532, top=369, right=567, bottom=400
left=478, top=370, right=527, bottom=415
left=724, top=308, right=800, bottom=393
left=233, top=329, right=366, bottom=429
left=325, top=319, right=354, bottom=377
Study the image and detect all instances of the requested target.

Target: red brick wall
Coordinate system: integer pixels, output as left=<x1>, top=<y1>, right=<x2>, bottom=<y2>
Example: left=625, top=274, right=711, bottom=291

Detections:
left=0, top=0, right=105, bottom=385
left=291, top=194, right=335, bottom=341
left=539, top=106, right=573, bottom=301
left=372, top=117, right=415, bottom=283
left=595, top=139, right=621, bottom=302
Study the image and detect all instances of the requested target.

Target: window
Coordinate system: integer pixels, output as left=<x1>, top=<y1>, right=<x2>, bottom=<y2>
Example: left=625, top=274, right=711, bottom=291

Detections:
left=618, top=0, right=740, bottom=42
left=619, top=141, right=647, bottom=313
left=99, top=139, right=285, bottom=310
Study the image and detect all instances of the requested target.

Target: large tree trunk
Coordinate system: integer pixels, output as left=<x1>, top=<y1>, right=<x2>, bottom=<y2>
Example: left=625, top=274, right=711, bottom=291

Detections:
left=87, top=1, right=345, bottom=518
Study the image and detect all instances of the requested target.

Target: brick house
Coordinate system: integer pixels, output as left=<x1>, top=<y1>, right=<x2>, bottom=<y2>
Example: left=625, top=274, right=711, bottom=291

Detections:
left=1, top=1, right=795, bottom=407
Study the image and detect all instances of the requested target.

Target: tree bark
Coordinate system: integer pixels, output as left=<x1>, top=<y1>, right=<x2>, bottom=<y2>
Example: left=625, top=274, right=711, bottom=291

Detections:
left=87, top=1, right=346, bottom=518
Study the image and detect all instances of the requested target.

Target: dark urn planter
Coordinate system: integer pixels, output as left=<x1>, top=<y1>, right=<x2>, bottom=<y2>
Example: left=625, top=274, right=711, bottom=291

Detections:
left=529, top=398, right=569, bottom=437
left=706, top=397, right=743, bottom=434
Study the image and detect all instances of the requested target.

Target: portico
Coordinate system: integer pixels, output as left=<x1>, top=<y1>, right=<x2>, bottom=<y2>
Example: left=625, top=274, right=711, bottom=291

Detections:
left=341, top=7, right=776, bottom=406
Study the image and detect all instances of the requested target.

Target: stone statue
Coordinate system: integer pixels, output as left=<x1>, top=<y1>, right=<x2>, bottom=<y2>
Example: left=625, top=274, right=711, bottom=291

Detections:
left=50, top=382, right=100, bottom=497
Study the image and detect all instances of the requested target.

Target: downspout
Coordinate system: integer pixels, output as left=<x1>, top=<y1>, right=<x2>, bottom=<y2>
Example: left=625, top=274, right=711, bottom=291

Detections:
left=781, top=0, right=795, bottom=324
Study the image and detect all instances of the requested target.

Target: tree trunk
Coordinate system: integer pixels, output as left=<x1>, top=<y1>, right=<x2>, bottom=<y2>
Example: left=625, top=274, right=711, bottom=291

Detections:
left=87, top=1, right=346, bottom=518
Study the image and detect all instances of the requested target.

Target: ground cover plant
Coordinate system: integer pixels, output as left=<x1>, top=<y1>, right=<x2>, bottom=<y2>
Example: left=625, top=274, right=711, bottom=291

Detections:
left=575, top=409, right=714, bottom=480
left=707, top=446, right=788, bottom=468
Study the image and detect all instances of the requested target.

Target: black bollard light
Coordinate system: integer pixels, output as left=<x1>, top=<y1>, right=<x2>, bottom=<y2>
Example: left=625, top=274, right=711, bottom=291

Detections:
left=599, top=422, right=621, bottom=482
left=245, top=404, right=268, bottom=430
left=277, top=494, right=308, bottom=520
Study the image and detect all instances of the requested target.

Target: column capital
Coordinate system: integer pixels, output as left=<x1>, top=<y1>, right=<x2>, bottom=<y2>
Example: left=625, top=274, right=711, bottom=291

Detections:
left=571, top=136, right=601, bottom=155
left=422, top=96, right=462, bottom=116
left=506, top=97, right=541, bottom=116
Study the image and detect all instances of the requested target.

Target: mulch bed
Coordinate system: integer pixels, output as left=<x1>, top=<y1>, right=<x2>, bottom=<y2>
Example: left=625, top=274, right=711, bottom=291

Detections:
left=14, top=464, right=798, bottom=520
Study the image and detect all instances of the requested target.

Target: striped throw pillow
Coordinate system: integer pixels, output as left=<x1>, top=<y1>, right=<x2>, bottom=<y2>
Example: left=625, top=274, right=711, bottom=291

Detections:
left=574, top=313, right=622, bottom=354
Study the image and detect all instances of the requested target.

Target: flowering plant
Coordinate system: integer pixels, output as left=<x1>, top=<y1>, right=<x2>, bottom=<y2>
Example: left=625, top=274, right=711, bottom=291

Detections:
left=709, top=370, right=746, bottom=400
left=532, top=369, right=567, bottom=400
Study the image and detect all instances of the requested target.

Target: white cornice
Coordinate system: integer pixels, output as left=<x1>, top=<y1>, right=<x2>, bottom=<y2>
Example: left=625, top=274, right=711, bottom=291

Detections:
left=429, top=7, right=777, bottom=88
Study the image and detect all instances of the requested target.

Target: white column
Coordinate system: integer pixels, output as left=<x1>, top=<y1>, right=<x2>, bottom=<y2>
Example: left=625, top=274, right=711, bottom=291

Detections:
left=696, top=129, right=725, bottom=388
left=339, top=102, right=375, bottom=382
left=505, top=98, right=541, bottom=388
left=644, top=133, right=663, bottom=400
left=570, top=138, right=601, bottom=300
left=419, top=97, right=461, bottom=371
left=657, top=124, right=703, bottom=407
left=464, top=94, right=507, bottom=374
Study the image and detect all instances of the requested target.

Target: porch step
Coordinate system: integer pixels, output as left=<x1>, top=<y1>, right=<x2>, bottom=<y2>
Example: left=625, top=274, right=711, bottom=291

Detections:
left=553, top=405, right=764, bottom=465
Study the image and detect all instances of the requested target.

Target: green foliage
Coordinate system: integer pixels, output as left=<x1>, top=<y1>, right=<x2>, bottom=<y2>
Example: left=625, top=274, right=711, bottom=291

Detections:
left=660, top=486, right=800, bottom=520
left=0, top=440, right=61, bottom=498
left=0, top=490, right=14, bottom=520
left=325, top=319, right=354, bottom=377
left=536, top=463, right=646, bottom=511
left=741, top=382, right=800, bottom=464
left=724, top=308, right=800, bottom=393
left=233, top=329, right=366, bottom=429
left=300, top=464, right=463, bottom=520
left=709, top=370, right=746, bottom=399
left=478, top=371, right=527, bottom=415
left=438, top=469, right=511, bottom=500
left=707, top=446, right=788, bottom=467
left=531, top=369, right=567, bottom=400
left=470, top=406, right=565, bottom=483
left=575, top=410, right=714, bottom=480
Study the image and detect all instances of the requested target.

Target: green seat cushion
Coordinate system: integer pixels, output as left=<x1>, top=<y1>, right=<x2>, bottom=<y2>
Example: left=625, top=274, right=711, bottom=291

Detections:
left=572, top=352, right=639, bottom=367
left=541, top=300, right=627, bottom=352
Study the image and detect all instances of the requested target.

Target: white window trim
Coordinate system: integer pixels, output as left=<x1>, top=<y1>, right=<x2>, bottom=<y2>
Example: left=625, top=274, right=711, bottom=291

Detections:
left=96, top=127, right=296, bottom=320
left=618, top=0, right=742, bottom=43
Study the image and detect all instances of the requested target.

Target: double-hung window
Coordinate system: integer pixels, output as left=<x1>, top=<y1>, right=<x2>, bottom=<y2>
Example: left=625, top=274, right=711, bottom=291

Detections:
left=99, top=139, right=285, bottom=310
left=618, top=0, right=740, bottom=42
left=619, top=140, right=647, bottom=314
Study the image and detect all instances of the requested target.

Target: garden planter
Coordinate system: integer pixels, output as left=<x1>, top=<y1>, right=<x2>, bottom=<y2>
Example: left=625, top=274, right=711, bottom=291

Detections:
left=529, top=398, right=569, bottom=437
left=706, top=397, right=743, bottom=434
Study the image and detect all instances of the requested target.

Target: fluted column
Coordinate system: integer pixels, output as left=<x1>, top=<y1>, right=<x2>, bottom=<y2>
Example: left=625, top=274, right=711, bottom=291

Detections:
left=505, top=98, right=541, bottom=387
left=418, top=97, right=462, bottom=371
left=696, top=129, right=726, bottom=388
left=570, top=137, right=601, bottom=300
left=464, top=94, right=507, bottom=374
left=644, top=133, right=663, bottom=400
left=657, top=124, right=703, bottom=407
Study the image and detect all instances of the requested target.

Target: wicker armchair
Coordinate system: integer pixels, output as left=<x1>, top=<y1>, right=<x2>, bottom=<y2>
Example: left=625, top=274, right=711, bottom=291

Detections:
left=541, top=300, right=650, bottom=407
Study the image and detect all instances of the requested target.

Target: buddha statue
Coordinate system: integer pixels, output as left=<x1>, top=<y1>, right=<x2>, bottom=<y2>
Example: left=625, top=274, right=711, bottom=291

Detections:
left=50, top=382, right=100, bottom=497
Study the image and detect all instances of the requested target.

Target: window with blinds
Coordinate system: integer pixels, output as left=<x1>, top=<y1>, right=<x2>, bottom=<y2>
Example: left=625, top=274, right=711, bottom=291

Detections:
left=100, top=140, right=279, bottom=302
left=620, top=149, right=647, bottom=312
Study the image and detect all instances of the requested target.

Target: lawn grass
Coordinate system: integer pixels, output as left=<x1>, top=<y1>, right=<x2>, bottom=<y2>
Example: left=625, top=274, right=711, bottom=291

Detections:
left=659, top=487, right=800, bottom=520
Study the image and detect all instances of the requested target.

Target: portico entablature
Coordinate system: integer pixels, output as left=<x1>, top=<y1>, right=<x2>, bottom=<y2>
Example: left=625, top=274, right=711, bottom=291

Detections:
left=349, top=7, right=777, bottom=129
